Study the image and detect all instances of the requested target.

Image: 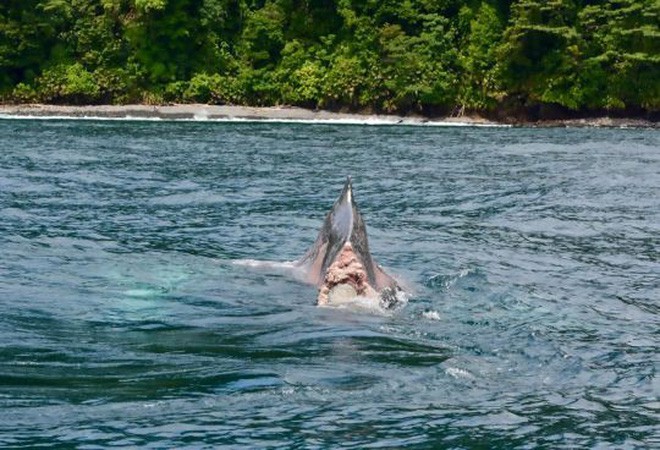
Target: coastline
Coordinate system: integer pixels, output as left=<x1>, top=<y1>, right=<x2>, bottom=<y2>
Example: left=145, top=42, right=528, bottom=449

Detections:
left=0, top=104, right=656, bottom=128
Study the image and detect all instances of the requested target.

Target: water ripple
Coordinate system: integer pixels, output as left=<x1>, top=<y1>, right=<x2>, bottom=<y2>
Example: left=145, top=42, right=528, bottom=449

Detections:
left=1, top=120, right=658, bottom=448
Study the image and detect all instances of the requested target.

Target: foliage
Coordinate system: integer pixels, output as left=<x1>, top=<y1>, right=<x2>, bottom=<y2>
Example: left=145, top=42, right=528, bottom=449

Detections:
left=36, top=63, right=101, bottom=104
left=496, top=0, right=659, bottom=111
left=457, top=2, right=505, bottom=110
left=0, top=0, right=657, bottom=114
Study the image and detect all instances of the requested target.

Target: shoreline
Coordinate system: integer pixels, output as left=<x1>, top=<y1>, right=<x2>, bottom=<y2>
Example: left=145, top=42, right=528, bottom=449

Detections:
left=0, top=104, right=657, bottom=128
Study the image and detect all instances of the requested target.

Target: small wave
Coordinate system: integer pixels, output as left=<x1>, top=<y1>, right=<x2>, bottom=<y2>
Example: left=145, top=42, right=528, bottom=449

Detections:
left=422, top=310, right=442, bottom=321
left=445, top=367, right=476, bottom=380
left=425, top=267, right=475, bottom=290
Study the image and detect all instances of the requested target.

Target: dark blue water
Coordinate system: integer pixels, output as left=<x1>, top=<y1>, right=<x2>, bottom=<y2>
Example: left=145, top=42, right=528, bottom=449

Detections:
left=1, top=119, right=658, bottom=448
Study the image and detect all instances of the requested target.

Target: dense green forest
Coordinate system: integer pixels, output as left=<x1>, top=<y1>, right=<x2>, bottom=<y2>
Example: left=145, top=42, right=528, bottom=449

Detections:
left=1, top=0, right=658, bottom=117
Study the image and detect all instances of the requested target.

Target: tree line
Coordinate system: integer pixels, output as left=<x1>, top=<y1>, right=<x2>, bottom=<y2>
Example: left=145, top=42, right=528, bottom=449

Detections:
left=1, top=0, right=658, bottom=117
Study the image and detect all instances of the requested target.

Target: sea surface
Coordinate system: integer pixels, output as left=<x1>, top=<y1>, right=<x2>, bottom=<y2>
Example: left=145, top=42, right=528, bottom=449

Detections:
left=0, top=118, right=658, bottom=449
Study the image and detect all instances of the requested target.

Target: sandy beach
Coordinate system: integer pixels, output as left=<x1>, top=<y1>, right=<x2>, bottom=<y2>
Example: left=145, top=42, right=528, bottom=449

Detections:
left=0, top=104, right=656, bottom=128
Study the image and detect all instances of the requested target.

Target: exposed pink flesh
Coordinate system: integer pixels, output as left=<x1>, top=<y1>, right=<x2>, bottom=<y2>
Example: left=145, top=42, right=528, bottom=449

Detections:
left=317, top=242, right=378, bottom=305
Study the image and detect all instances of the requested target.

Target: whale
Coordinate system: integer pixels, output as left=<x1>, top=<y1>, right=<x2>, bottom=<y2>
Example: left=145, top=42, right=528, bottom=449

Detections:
left=296, top=177, right=404, bottom=308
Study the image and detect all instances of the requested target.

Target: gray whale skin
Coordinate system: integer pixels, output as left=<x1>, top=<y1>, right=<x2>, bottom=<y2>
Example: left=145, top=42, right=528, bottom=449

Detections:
left=296, top=177, right=403, bottom=308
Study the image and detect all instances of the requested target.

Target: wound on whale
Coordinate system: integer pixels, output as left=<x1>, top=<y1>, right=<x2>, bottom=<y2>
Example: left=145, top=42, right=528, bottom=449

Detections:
left=296, top=177, right=404, bottom=309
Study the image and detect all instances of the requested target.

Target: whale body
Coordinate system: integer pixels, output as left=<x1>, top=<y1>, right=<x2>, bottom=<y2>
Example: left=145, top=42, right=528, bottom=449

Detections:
left=296, top=177, right=403, bottom=308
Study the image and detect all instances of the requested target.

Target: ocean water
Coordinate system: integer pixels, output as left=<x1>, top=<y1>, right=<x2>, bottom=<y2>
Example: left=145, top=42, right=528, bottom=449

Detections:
left=0, top=118, right=658, bottom=448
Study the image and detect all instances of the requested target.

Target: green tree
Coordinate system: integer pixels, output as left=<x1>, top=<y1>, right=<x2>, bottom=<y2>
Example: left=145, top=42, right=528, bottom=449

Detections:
left=578, top=0, right=660, bottom=110
left=0, top=0, right=60, bottom=95
left=457, top=2, right=505, bottom=111
left=275, top=39, right=327, bottom=107
left=0, top=0, right=656, bottom=113
left=497, top=0, right=584, bottom=109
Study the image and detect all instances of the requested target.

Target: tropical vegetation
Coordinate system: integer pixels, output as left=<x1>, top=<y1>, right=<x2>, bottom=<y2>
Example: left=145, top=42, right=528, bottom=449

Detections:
left=1, top=0, right=658, bottom=117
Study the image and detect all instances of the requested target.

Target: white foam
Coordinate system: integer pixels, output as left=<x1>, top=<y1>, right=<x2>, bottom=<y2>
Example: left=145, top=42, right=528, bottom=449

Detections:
left=0, top=114, right=510, bottom=127
left=445, top=367, right=476, bottom=380
left=422, top=310, right=442, bottom=320
left=0, top=114, right=164, bottom=122
left=193, top=109, right=210, bottom=120
left=231, top=259, right=296, bottom=269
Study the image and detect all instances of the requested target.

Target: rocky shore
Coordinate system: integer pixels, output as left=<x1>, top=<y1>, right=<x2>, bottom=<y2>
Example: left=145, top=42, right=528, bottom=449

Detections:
left=0, top=104, right=656, bottom=128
